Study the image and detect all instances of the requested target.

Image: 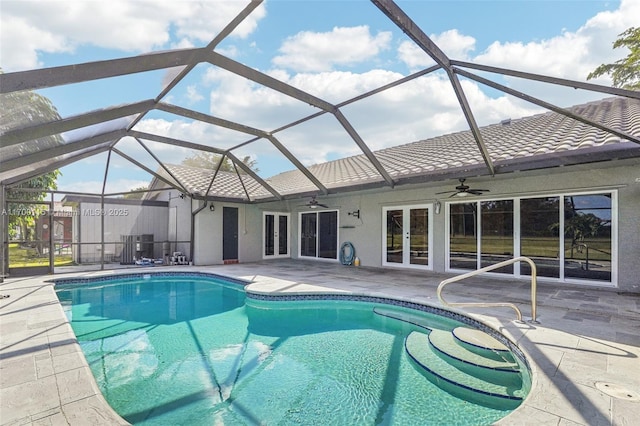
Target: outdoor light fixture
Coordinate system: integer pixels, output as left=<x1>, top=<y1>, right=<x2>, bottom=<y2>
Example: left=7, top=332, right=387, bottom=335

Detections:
left=434, top=200, right=441, bottom=214
left=179, top=193, right=185, bottom=199
left=348, top=210, right=360, bottom=218
left=209, top=204, right=215, bottom=212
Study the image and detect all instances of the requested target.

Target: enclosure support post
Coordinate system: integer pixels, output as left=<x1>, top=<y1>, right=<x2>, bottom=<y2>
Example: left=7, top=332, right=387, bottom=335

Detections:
left=0, top=185, right=6, bottom=282
left=100, top=151, right=112, bottom=271
left=49, top=192, right=54, bottom=274
left=100, top=195, right=105, bottom=271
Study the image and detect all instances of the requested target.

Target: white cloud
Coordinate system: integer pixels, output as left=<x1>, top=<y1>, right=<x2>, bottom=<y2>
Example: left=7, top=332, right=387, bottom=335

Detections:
left=432, top=29, right=477, bottom=60
left=0, top=15, right=73, bottom=70
left=12, top=0, right=631, bottom=183
left=195, top=67, right=542, bottom=168
left=472, top=0, right=638, bottom=86
left=186, top=85, right=205, bottom=104
left=393, top=0, right=636, bottom=110
left=272, top=26, right=392, bottom=72
left=0, top=0, right=266, bottom=71
left=398, top=29, right=476, bottom=70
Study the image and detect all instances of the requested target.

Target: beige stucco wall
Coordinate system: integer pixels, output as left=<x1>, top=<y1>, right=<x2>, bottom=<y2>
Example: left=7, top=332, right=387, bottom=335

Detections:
left=190, top=158, right=639, bottom=292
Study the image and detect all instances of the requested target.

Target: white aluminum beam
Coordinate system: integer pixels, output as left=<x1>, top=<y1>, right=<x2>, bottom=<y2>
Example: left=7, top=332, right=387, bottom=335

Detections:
left=451, top=60, right=640, bottom=100
left=1, top=100, right=155, bottom=148
left=0, top=48, right=203, bottom=93
left=1, top=144, right=112, bottom=186
left=111, top=148, right=185, bottom=193
left=129, top=130, right=282, bottom=199
left=2, top=130, right=126, bottom=172
left=455, top=68, right=640, bottom=146
left=370, top=0, right=495, bottom=175
left=151, top=105, right=329, bottom=193
left=205, top=51, right=395, bottom=186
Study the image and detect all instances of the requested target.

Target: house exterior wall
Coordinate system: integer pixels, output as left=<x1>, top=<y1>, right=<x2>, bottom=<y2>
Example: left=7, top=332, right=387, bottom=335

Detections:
left=191, top=158, right=638, bottom=292
left=192, top=202, right=264, bottom=265
left=66, top=199, right=169, bottom=263
left=158, top=192, right=192, bottom=259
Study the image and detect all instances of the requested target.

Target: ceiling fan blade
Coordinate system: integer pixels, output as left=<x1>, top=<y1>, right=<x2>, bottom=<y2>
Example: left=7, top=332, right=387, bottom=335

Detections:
left=318, top=203, right=329, bottom=208
left=436, top=190, right=456, bottom=195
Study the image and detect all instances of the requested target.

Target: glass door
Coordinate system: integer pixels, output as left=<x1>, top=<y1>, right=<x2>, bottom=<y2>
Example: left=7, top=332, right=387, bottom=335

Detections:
left=263, top=212, right=290, bottom=258
left=447, top=192, right=614, bottom=284
left=383, top=204, right=433, bottom=269
left=480, top=200, right=514, bottom=274
left=299, top=210, right=338, bottom=260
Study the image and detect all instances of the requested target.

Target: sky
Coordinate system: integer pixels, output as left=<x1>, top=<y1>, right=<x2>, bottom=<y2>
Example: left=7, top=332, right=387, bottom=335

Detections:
left=1, top=0, right=637, bottom=197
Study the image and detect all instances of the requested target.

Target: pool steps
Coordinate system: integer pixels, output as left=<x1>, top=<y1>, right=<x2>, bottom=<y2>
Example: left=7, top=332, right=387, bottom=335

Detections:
left=428, top=329, right=522, bottom=386
left=374, top=307, right=526, bottom=409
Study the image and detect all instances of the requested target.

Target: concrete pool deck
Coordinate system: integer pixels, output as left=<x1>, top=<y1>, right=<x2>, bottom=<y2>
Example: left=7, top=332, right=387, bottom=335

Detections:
left=1, top=260, right=639, bottom=425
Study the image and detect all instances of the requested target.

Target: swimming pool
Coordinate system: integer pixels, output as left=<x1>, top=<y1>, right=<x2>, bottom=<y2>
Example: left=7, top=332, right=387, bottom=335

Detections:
left=54, top=272, right=531, bottom=425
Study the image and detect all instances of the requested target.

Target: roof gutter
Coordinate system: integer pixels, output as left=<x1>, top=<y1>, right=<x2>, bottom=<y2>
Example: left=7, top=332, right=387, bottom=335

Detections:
left=190, top=198, right=208, bottom=265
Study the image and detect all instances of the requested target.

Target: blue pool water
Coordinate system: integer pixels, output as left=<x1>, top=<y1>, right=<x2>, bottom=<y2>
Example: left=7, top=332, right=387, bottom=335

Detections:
left=55, top=273, right=529, bottom=425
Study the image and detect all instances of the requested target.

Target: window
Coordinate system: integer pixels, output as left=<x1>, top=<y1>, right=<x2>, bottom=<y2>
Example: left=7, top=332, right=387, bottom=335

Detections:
left=563, top=194, right=612, bottom=282
left=447, top=191, right=616, bottom=285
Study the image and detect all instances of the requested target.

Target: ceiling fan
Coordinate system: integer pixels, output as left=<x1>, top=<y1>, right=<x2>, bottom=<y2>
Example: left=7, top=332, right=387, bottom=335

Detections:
left=436, top=178, right=490, bottom=198
left=299, top=195, right=329, bottom=209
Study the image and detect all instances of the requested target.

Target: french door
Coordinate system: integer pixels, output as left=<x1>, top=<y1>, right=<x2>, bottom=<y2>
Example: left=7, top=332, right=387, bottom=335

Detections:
left=263, top=212, right=290, bottom=258
left=382, top=204, right=433, bottom=269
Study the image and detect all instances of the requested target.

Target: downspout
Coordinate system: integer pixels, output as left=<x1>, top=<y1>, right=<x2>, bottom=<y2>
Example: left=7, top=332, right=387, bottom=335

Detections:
left=190, top=198, right=208, bottom=265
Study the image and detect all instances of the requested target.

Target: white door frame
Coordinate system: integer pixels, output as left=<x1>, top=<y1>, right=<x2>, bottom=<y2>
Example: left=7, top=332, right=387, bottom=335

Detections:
left=262, top=212, right=290, bottom=259
left=297, top=209, right=340, bottom=261
left=382, top=204, right=434, bottom=270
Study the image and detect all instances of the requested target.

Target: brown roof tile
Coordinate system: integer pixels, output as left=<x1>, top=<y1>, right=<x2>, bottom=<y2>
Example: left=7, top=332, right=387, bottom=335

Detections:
left=163, top=97, right=640, bottom=201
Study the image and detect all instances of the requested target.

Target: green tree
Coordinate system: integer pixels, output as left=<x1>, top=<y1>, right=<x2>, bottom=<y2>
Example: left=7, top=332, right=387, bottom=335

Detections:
left=1, top=68, right=63, bottom=241
left=181, top=151, right=258, bottom=174
left=587, top=27, right=640, bottom=90
left=6, top=173, right=60, bottom=241
left=122, top=186, right=148, bottom=200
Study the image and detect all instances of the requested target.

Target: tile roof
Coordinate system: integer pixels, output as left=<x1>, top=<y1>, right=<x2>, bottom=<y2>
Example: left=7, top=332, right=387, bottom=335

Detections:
left=163, top=164, right=273, bottom=200
left=160, top=97, right=640, bottom=201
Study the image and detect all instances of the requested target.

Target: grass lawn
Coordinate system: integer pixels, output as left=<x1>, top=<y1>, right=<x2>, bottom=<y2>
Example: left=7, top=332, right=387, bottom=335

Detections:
left=8, top=243, right=74, bottom=268
left=449, top=236, right=611, bottom=261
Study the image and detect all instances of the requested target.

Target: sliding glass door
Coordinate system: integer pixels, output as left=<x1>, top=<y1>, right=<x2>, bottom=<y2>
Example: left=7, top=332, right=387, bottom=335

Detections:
left=481, top=200, right=514, bottom=274
left=299, top=210, right=338, bottom=260
left=449, top=203, right=477, bottom=270
left=383, top=204, right=433, bottom=269
left=520, top=197, right=560, bottom=277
